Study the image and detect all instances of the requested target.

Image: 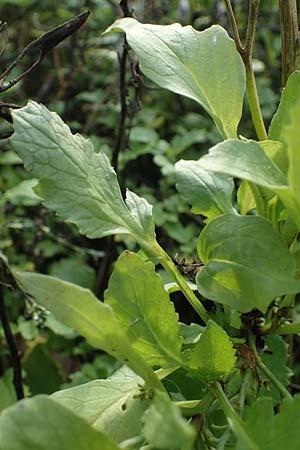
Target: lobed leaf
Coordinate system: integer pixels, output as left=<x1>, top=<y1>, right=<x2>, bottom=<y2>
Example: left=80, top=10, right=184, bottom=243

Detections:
left=15, top=271, right=162, bottom=390
left=52, top=366, right=149, bottom=444
left=10, top=101, right=155, bottom=243
left=186, top=320, right=236, bottom=381
left=235, top=396, right=300, bottom=450
left=105, top=251, right=183, bottom=367
left=105, top=18, right=246, bottom=139
left=0, top=395, right=122, bottom=450
left=196, top=214, right=300, bottom=312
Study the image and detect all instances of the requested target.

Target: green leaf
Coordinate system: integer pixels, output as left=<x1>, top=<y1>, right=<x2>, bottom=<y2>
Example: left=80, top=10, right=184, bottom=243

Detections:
left=269, top=71, right=300, bottom=173
left=199, top=139, right=288, bottom=189
left=198, top=138, right=300, bottom=227
left=186, top=320, right=236, bottom=381
left=105, top=18, right=245, bottom=139
left=175, top=159, right=236, bottom=221
left=196, top=214, right=300, bottom=312
left=49, top=257, right=96, bottom=290
left=236, top=396, right=300, bottom=450
left=0, top=369, right=17, bottom=412
left=237, top=181, right=256, bottom=215
left=258, top=336, right=293, bottom=404
left=23, top=344, right=64, bottom=395
left=143, top=391, right=196, bottom=450
left=2, top=179, right=40, bottom=206
left=105, top=251, right=183, bottom=367
left=10, top=101, right=155, bottom=243
left=52, top=366, right=149, bottom=444
left=0, top=395, right=122, bottom=450
left=281, top=97, right=300, bottom=212
left=15, top=271, right=162, bottom=390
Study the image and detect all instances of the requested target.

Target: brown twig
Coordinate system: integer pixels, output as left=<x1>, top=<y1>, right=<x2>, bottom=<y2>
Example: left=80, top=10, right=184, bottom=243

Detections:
left=0, top=264, right=24, bottom=400
left=0, top=11, right=90, bottom=93
left=224, top=0, right=267, bottom=141
left=279, top=0, right=300, bottom=86
left=95, top=0, right=134, bottom=297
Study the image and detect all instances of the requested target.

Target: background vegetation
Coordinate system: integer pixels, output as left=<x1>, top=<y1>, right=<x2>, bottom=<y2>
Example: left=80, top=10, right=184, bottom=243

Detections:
left=0, top=0, right=293, bottom=408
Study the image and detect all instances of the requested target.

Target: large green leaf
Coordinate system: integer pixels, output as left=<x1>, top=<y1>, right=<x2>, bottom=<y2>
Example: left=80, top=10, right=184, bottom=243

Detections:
left=236, top=396, right=300, bottom=450
left=105, top=251, right=182, bottom=367
left=10, top=101, right=155, bottom=243
left=198, top=139, right=288, bottom=189
left=0, top=395, right=121, bottom=450
left=105, top=18, right=246, bottom=139
left=186, top=320, right=236, bottom=381
left=16, top=271, right=162, bottom=390
left=269, top=71, right=300, bottom=174
left=143, top=391, right=196, bottom=450
left=52, top=366, right=149, bottom=444
left=196, top=214, right=300, bottom=312
left=282, top=98, right=300, bottom=212
left=175, top=159, right=236, bottom=221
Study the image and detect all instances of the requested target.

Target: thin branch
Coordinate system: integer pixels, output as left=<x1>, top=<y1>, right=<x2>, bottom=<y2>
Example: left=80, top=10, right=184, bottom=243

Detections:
left=279, top=0, right=300, bottom=86
left=223, top=0, right=244, bottom=53
left=0, top=266, right=24, bottom=400
left=0, top=11, right=90, bottom=93
left=244, top=0, right=260, bottom=61
left=224, top=0, right=267, bottom=141
left=111, top=38, right=129, bottom=170
left=95, top=0, right=133, bottom=297
left=0, top=21, right=8, bottom=57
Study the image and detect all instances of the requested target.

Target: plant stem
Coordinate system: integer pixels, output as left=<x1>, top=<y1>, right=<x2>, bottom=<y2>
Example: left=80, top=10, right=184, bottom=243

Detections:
left=279, top=0, right=300, bottom=86
left=248, top=334, right=293, bottom=401
left=141, top=239, right=210, bottom=324
left=0, top=268, right=24, bottom=400
left=256, top=358, right=293, bottom=401
left=245, top=64, right=267, bottom=141
left=224, top=0, right=267, bottom=141
left=210, top=382, right=259, bottom=450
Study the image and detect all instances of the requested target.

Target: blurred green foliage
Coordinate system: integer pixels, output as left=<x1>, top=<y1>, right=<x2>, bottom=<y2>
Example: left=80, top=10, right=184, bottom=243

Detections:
left=0, top=0, right=284, bottom=394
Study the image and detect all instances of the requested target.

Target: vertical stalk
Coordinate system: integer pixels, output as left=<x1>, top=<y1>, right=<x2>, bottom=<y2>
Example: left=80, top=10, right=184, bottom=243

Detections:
left=245, top=64, right=267, bottom=141
left=210, top=382, right=259, bottom=450
left=279, top=0, right=300, bottom=86
left=0, top=267, right=24, bottom=400
left=224, top=0, right=267, bottom=141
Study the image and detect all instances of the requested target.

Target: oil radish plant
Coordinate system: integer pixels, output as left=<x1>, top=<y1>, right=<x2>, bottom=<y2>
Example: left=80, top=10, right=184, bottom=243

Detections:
left=1, top=1, right=300, bottom=449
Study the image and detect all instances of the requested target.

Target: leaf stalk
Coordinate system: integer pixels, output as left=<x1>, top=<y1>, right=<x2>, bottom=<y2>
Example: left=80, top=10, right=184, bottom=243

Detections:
left=141, top=239, right=210, bottom=324
left=210, top=382, right=259, bottom=450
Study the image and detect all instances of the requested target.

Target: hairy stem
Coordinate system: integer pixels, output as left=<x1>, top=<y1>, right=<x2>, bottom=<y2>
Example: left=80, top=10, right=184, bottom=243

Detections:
left=0, top=269, right=24, bottom=400
left=210, top=382, right=259, bottom=450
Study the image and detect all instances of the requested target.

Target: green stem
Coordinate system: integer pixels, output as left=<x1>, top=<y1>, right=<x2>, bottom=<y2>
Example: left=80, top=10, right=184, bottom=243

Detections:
left=210, top=382, right=259, bottom=450
left=245, top=64, right=267, bottom=141
left=248, top=334, right=293, bottom=401
left=138, top=238, right=210, bottom=323
left=152, top=241, right=210, bottom=324
left=274, top=322, right=300, bottom=335
left=256, top=358, right=293, bottom=401
left=248, top=182, right=268, bottom=217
